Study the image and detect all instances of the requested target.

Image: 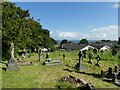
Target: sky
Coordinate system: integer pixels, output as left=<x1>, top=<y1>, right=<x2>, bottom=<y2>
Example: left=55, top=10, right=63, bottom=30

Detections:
left=15, top=2, right=119, bottom=40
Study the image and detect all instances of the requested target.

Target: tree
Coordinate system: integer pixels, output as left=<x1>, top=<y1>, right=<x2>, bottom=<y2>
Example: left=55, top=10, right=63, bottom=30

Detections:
left=79, top=38, right=88, bottom=44
left=60, top=39, right=68, bottom=45
left=2, top=2, right=57, bottom=60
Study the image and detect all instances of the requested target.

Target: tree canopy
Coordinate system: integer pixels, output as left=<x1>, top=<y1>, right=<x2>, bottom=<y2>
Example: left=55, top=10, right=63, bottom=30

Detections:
left=60, top=39, right=68, bottom=45
left=79, top=38, right=88, bottom=44
left=2, top=2, right=57, bottom=60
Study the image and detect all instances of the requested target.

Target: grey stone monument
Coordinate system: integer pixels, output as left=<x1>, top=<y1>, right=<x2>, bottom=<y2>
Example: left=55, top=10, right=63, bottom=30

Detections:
left=103, top=67, right=115, bottom=82
left=114, top=72, right=120, bottom=86
left=39, top=49, right=44, bottom=61
left=88, top=52, right=94, bottom=64
left=95, top=55, right=101, bottom=66
left=6, top=42, right=19, bottom=71
left=75, top=51, right=84, bottom=70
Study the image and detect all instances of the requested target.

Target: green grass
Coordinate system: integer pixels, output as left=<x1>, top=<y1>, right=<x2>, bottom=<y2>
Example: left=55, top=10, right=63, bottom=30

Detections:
left=1, top=50, right=120, bottom=88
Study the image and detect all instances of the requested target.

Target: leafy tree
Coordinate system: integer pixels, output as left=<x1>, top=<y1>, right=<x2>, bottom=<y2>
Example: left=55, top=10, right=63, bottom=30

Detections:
left=60, top=39, right=68, bottom=45
left=79, top=38, right=88, bottom=44
left=2, top=2, right=57, bottom=60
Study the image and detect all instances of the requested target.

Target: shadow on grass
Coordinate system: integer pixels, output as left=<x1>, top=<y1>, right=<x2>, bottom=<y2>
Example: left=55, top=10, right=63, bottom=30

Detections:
left=65, top=64, right=75, bottom=68
left=2, top=67, right=6, bottom=71
left=63, top=68, right=73, bottom=72
left=64, top=68, right=101, bottom=79
left=75, top=69, right=102, bottom=78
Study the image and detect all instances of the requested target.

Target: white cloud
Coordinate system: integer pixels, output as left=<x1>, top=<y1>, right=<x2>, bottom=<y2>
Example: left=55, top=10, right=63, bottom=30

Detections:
left=50, top=25, right=118, bottom=40
left=112, top=3, right=120, bottom=8
left=87, top=25, right=118, bottom=40
left=57, top=31, right=78, bottom=38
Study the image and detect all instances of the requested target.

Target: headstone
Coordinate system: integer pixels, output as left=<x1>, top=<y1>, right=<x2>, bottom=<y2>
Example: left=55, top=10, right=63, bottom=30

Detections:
left=95, top=55, right=101, bottom=66
left=88, top=52, right=94, bottom=64
left=114, top=66, right=118, bottom=73
left=112, top=48, right=117, bottom=56
left=82, top=50, right=87, bottom=58
left=44, top=59, right=62, bottom=65
left=39, top=49, right=44, bottom=61
left=93, top=48, right=97, bottom=54
left=101, top=70, right=105, bottom=77
left=75, top=51, right=84, bottom=70
left=46, top=52, right=49, bottom=59
left=62, top=53, right=65, bottom=59
left=114, top=72, right=120, bottom=86
left=103, top=67, right=115, bottom=82
left=6, top=42, right=19, bottom=71
left=100, top=50, right=104, bottom=55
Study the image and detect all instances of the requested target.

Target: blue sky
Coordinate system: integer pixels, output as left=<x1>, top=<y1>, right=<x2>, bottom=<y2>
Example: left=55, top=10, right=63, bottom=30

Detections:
left=15, top=2, right=118, bottom=40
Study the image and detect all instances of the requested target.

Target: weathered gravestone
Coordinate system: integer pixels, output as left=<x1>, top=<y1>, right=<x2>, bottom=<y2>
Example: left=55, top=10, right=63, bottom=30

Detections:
left=6, top=42, right=19, bottom=71
left=46, top=52, right=49, bottom=59
left=62, top=53, right=65, bottom=59
left=39, top=49, right=44, bottom=61
left=114, top=66, right=118, bottom=73
left=75, top=51, right=85, bottom=70
left=43, top=58, right=62, bottom=65
left=88, top=52, right=94, bottom=64
left=112, top=48, right=117, bottom=56
left=93, top=48, right=97, bottom=54
left=95, top=55, right=101, bottom=66
left=103, top=67, right=115, bottom=82
left=82, top=50, right=87, bottom=58
left=114, top=72, right=120, bottom=86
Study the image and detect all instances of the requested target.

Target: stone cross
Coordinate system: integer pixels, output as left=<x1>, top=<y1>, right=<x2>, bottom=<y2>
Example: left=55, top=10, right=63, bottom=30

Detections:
left=6, top=42, right=19, bottom=70
left=11, top=42, right=14, bottom=59
left=78, top=51, right=83, bottom=65
left=88, top=52, right=93, bottom=64
left=75, top=51, right=85, bottom=70
left=95, top=55, right=101, bottom=66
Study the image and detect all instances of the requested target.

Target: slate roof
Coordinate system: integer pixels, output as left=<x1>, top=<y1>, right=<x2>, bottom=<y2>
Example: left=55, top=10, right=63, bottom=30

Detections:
left=61, top=43, right=113, bottom=50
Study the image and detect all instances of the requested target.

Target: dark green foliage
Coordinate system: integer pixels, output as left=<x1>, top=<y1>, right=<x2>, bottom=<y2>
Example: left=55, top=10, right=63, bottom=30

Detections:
left=79, top=38, right=88, bottom=44
left=60, top=39, right=68, bottom=45
left=111, top=48, right=117, bottom=56
left=2, top=2, right=57, bottom=60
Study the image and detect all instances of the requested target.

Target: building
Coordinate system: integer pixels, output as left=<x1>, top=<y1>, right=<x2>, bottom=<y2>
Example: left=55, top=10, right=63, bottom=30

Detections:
left=60, top=43, right=112, bottom=51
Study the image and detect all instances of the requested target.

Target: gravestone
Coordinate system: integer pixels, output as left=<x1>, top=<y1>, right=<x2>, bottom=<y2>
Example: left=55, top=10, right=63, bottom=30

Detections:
left=112, top=48, right=117, bottom=56
left=93, top=48, right=97, bottom=54
left=46, top=52, right=49, bottom=59
left=114, top=66, right=118, bottom=73
left=6, top=42, right=19, bottom=71
left=88, top=52, right=94, bottom=64
left=43, top=59, right=62, bottom=65
left=39, top=49, right=44, bottom=61
left=62, top=53, right=65, bottom=59
left=103, top=67, right=115, bottom=82
left=114, top=72, right=120, bottom=86
left=101, top=70, right=105, bottom=77
left=75, top=51, right=84, bottom=70
left=82, top=50, right=87, bottom=58
left=95, top=55, right=101, bottom=66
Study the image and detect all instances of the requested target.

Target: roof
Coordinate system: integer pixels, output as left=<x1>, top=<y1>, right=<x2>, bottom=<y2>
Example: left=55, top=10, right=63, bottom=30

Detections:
left=61, top=43, right=112, bottom=50
left=61, top=43, right=88, bottom=50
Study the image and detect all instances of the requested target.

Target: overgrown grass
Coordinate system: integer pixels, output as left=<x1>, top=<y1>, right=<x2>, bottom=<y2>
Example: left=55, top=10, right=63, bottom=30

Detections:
left=1, top=50, right=120, bottom=88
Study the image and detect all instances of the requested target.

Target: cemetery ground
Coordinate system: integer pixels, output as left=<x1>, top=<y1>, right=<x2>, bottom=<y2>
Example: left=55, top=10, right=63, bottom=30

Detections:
left=1, top=50, right=120, bottom=88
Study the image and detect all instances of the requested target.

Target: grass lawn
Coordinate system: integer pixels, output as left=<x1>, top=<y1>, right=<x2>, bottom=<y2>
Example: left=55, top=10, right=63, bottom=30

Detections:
left=1, top=50, right=120, bottom=88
